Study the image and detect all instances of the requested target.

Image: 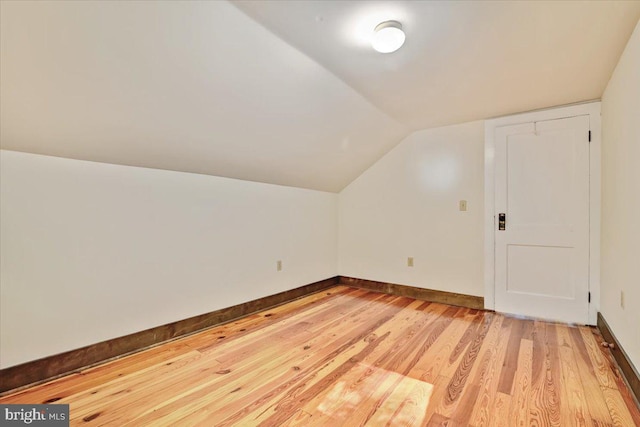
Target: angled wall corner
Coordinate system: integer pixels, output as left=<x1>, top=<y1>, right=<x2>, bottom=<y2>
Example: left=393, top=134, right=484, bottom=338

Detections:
left=338, top=121, right=485, bottom=298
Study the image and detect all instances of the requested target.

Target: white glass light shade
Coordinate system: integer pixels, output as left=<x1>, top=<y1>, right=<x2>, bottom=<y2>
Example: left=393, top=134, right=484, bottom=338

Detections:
left=371, top=21, right=405, bottom=53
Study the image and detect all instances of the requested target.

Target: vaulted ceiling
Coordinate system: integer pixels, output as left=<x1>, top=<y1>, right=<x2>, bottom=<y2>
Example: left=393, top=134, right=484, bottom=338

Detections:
left=2, top=1, right=639, bottom=192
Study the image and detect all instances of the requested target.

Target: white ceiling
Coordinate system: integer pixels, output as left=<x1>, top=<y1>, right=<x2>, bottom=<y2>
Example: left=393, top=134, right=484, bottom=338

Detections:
left=1, top=1, right=639, bottom=192
left=235, top=0, right=640, bottom=130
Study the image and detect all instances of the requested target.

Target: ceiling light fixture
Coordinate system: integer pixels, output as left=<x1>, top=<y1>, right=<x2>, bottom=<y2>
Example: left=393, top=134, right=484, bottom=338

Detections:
left=371, top=20, right=405, bottom=53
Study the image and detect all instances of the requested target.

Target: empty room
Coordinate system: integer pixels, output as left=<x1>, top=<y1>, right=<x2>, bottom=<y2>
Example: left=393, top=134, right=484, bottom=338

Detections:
left=0, top=0, right=639, bottom=425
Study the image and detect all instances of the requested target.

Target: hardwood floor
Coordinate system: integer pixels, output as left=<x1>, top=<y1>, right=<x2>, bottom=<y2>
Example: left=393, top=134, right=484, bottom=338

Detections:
left=1, top=286, right=638, bottom=426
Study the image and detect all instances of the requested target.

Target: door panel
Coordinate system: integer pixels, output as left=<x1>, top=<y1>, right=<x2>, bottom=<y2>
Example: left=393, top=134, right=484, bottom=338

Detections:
left=494, top=115, right=590, bottom=323
left=506, top=245, right=574, bottom=298
left=507, top=133, right=575, bottom=227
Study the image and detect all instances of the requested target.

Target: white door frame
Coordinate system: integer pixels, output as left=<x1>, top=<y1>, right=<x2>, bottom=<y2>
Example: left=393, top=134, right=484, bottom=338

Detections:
left=484, top=102, right=601, bottom=325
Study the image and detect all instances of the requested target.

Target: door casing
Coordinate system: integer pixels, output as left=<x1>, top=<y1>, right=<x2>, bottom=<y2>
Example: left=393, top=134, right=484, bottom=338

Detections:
left=484, top=102, right=601, bottom=325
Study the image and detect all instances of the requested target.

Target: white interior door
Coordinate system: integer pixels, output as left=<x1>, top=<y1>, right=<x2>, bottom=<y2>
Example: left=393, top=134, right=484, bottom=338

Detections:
left=494, top=115, right=590, bottom=324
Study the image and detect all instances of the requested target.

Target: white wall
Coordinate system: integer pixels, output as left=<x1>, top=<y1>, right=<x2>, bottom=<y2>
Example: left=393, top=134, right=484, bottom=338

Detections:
left=339, top=121, right=485, bottom=297
left=601, top=20, right=640, bottom=370
left=0, top=150, right=338, bottom=368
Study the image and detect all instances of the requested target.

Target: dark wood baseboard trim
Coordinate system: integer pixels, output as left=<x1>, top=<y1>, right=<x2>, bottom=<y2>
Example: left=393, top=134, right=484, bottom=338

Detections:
left=0, top=276, right=339, bottom=394
left=339, top=276, right=485, bottom=310
left=597, top=312, right=640, bottom=404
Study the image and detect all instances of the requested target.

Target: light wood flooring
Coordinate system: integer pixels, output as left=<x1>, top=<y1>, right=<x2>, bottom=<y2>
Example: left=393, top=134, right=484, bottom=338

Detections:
left=1, top=286, right=639, bottom=426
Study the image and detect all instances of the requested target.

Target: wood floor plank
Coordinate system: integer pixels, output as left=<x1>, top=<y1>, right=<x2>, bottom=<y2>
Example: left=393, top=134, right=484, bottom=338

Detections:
left=426, top=412, right=465, bottom=426
left=409, top=307, right=472, bottom=383
left=468, top=316, right=513, bottom=426
left=423, top=375, right=451, bottom=424
left=279, top=409, right=313, bottom=426
left=127, top=294, right=408, bottom=426
left=601, top=386, right=639, bottom=427
left=286, top=300, right=438, bottom=424
left=437, top=310, right=483, bottom=379
left=253, top=332, right=391, bottom=426
left=558, top=336, right=593, bottom=427
left=298, top=362, right=430, bottom=426
left=198, top=298, right=413, bottom=426
left=579, top=326, right=619, bottom=389
left=528, top=322, right=563, bottom=426
left=355, top=300, right=445, bottom=371
left=498, top=318, right=525, bottom=394
left=589, top=330, right=640, bottom=426
left=508, top=338, right=533, bottom=427
left=332, top=304, right=447, bottom=426
left=1, top=286, right=638, bottom=426
left=570, top=325, right=616, bottom=425
left=435, top=312, right=493, bottom=419
left=0, top=341, right=194, bottom=404
left=376, top=375, right=433, bottom=426
left=450, top=314, right=504, bottom=425
left=492, top=392, right=513, bottom=427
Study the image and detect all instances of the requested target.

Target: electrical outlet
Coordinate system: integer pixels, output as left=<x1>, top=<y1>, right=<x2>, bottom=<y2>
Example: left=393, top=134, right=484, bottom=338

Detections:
left=459, top=200, right=467, bottom=211
left=407, top=257, right=414, bottom=267
left=621, top=290, right=625, bottom=309
left=277, top=260, right=282, bottom=272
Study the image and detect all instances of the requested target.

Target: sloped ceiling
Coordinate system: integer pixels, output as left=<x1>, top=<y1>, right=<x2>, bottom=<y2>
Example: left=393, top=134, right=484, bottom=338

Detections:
left=1, top=1, right=639, bottom=192
left=235, top=0, right=640, bottom=130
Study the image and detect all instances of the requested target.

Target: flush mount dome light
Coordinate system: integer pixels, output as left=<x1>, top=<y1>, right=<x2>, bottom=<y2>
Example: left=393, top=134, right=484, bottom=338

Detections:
left=371, top=20, right=405, bottom=53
